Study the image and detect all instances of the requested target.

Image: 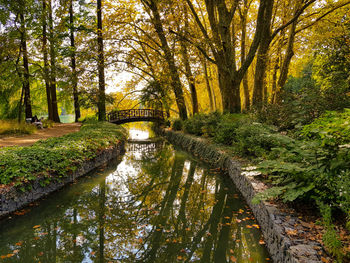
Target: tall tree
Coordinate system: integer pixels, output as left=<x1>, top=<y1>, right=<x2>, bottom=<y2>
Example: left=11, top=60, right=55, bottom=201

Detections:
left=19, top=3, right=32, bottom=119
left=141, top=0, right=188, bottom=120
left=48, top=0, right=60, bottom=122
left=69, top=0, right=80, bottom=122
left=185, top=0, right=270, bottom=113
left=97, top=0, right=106, bottom=121
left=42, top=0, right=53, bottom=120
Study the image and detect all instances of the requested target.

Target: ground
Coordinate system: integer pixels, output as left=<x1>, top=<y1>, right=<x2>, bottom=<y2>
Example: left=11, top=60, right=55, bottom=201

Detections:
left=0, top=123, right=81, bottom=147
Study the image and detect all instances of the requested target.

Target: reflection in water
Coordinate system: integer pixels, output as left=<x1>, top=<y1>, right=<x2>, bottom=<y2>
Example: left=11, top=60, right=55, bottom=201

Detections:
left=0, top=135, right=270, bottom=262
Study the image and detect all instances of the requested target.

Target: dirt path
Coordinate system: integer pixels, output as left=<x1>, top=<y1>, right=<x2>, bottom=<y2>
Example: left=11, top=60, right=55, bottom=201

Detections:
left=0, top=123, right=81, bottom=148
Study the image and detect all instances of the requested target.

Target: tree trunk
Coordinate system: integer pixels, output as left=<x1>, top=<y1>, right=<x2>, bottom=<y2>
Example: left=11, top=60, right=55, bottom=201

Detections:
left=217, top=65, right=241, bottom=113
left=97, top=0, right=106, bottom=121
left=240, top=3, right=250, bottom=110
left=252, top=0, right=274, bottom=109
left=278, top=20, right=297, bottom=93
left=69, top=0, right=81, bottom=122
left=202, top=57, right=214, bottom=111
left=144, top=0, right=188, bottom=120
left=20, top=12, right=32, bottom=119
left=42, top=0, right=53, bottom=120
left=48, top=0, right=60, bottom=122
left=180, top=41, right=198, bottom=115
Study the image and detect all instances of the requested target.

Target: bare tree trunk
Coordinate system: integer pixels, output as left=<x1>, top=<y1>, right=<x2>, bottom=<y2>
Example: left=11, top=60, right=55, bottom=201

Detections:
left=143, top=0, right=188, bottom=120
left=202, top=57, right=214, bottom=111
left=48, top=0, right=60, bottom=122
left=277, top=20, right=297, bottom=94
left=42, top=0, right=53, bottom=120
left=20, top=12, right=32, bottom=119
left=239, top=1, right=250, bottom=110
left=252, top=0, right=274, bottom=109
left=69, top=0, right=81, bottom=122
left=180, top=41, right=198, bottom=115
left=97, top=0, right=106, bottom=121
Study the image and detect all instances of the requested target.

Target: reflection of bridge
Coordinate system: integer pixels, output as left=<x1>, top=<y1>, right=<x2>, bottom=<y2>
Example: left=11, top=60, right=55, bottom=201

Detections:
left=108, top=109, right=167, bottom=124
left=126, top=140, right=164, bottom=153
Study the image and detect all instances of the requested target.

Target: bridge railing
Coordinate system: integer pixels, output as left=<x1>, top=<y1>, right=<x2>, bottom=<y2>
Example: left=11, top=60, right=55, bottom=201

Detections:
left=108, top=109, right=167, bottom=123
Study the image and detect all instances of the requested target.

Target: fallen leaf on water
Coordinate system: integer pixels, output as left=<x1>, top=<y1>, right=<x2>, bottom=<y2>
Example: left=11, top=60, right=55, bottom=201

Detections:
left=224, top=216, right=230, bottom=219
left=90, top=251, right=96, bottom=256
left=246, top=225, right=252, bottom=228
left=13, top=250, right=20, bottom=254
left=252, top=224, right=260, bottom=229
left=177, top=256, right=183, bottom=260
left=259, top=240, right=265, bottom=245
left=235, top=219, right=242, bottom=223
left=33, top=225, right=41, bottom=229
left=230, top=249, right=234, bottom=254
left=15, top=241, right=23, bottom=246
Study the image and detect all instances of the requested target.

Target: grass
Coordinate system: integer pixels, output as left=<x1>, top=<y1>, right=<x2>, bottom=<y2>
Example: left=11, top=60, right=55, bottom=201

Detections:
left=0, top=120, right=37, bottom=136
left=0, top=121, right=127, bottom=189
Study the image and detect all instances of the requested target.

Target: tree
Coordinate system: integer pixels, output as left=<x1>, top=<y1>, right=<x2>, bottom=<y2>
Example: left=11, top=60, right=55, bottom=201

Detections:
left=69, top=0, right=81, bottom=122
left=19, top=0, right=33, bottom=119
left=97, top=0, right=106, bottom=121
left=48, top=0, right=60, bottom=122
left=141, top=0, right=188, bottom=120
left=185, top=0, right=271, bottom=113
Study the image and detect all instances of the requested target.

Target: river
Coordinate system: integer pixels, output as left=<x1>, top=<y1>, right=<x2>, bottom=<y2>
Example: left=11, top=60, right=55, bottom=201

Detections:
left=0, top=127, right=270, bottom=262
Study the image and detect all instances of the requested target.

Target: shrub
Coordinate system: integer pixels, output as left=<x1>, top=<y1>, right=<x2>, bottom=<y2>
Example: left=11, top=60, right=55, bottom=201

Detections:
left=172, top=119, right=183, bottom=131
left=183, top=113, right=207, bottom=136
left=0, top=120, right=37, bottom=135
left=234, top=122, right=294, bottom=158
left=213, top=114, right=246, bottom=145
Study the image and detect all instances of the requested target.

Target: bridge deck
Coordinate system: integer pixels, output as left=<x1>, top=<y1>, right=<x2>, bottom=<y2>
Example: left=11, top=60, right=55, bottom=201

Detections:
left=108, top=109, right=166, bottom=124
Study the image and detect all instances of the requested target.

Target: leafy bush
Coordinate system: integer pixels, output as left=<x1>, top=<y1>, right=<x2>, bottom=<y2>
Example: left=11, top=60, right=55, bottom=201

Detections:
left=171, top=119, right=183, bottom=131
left=0, top=120, right=37, bottom=135
left=41, top=119, right=55, bottom=128
left=0, top=121, right=127, bottom=188
left=234, top=122, right=294, bottom=158
left=183, top=113, right=207, bottom=136
left=212, top=114, right=245, bottom=145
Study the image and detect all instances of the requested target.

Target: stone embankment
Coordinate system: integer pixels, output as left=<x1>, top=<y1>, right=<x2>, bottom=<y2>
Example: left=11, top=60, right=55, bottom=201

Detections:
left=0, top=141, right=125, bottom=219
left=162, top=129, right=323, bottom=263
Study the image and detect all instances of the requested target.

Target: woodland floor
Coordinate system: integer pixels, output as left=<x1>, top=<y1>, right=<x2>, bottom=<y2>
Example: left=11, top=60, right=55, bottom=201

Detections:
left=0, top=123, right=81, bottom=147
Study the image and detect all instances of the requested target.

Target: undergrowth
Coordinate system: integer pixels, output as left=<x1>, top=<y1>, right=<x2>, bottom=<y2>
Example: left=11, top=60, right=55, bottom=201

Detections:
left=0, top=120, right=37, bottom=135
left=0, top=121, right=127, bottom=189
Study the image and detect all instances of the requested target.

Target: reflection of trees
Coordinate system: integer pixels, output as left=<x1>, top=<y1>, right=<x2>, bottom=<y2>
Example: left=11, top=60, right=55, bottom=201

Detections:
left=0, top=141, right=269, bottom=262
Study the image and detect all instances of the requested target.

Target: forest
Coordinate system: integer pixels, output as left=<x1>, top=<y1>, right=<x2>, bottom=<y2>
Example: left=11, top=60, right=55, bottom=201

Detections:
left=0, top=0, right=350, bottom=261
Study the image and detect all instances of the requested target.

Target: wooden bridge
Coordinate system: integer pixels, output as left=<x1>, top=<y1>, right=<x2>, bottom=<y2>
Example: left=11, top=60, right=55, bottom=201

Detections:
left=108, top=109, right=167, bottom=124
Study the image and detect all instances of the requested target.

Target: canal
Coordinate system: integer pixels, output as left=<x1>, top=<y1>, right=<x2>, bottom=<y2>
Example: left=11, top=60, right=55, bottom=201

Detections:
left=0, top=128, right=270, bottom=262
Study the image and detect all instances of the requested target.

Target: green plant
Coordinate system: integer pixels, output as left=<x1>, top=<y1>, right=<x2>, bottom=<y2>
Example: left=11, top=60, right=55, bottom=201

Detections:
left=41, top=119, right=55, bottom=128
left=183, top=113, right=207, bottom=135
left=0, top=120, right=37, bottom=135
left=172, top=119, right=183, bottom=131
left=0, top=122, right=127, bottom=188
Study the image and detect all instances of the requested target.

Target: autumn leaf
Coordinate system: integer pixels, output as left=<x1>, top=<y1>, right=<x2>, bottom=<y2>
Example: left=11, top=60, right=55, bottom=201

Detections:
left=33, top=225, right=41, bottom=229
left=259, top=240, right=265, bottom=245
left=230, top=255, right=237, bottom=262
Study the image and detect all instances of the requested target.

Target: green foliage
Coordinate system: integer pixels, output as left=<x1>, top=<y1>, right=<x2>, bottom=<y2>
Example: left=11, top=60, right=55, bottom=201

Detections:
left=256, top=63, right=350, bottom=131
left=0, top=122, right=127, bottom=187
left=171, top=119, right=183, bottom=131
left=0, top=120, right=37, bottom=135
left=41, top=119, right=55, bottom=128
left=183, top=113, right=207, bottom=135
left=318, top=201, right=344, bottom=261
left=234, top=122, right=294, bottom=158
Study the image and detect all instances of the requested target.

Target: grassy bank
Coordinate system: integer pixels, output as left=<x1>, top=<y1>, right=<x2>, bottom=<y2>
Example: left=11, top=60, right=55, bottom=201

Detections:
left=0, top=121, right=127, bottom=188
left=172, top=110, right=350, bottom=261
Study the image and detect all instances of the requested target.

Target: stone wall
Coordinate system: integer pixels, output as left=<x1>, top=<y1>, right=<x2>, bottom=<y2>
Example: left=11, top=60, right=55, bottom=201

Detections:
left=0, top=141, right=125, bottom=219
left=163, top=130, right=322, bottom=263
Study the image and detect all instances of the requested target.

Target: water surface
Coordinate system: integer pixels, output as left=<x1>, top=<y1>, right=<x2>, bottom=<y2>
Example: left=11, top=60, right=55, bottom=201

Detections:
left=0, top=128, right=270, bottom=262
